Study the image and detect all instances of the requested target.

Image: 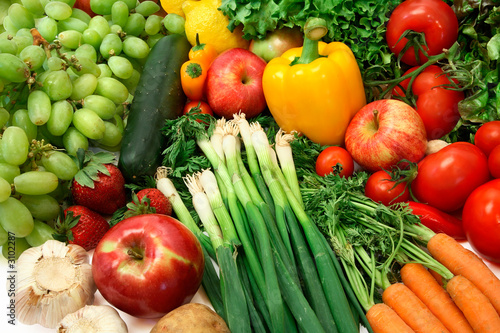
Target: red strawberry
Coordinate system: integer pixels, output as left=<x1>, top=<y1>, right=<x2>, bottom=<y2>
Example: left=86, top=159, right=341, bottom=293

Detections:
left=124, top=188, right=172, bottom=218
left=54, top=205, right=110, bottom=251
left=71, top=151, right=127, bottom=215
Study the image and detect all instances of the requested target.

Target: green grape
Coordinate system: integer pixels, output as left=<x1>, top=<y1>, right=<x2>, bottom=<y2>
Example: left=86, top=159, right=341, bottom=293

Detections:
left=47, top=100, right=73, bottom=136
left=0, top=0, right=10, bottom=28
left=0, top=177, right=10, bottom=203
left=45, top=56, right=65, bottom=71
left=82, top=28, right=102, bottom=49
left=70, top=73, right=97, bottom=100
left=27, top=90, right=52, bottom=125
left=82, top=94, right=116, bottom=119
left=0, top=224, right=7, bottom=247
left=16, top=28, right=34, bottom=39
left=109, top=24, right=123, bottom=35
left=163, top=13, right=185, bottom=35
left=123, top=13, right=146, bottom=37
left=97, top=121, right=122, bottom=147
left=0, top=197, right=34, bottom=238
left=58, top=17, right=89, bottom=33
left=100, top=33, right=123, bottom=59
left=97, top=63, right=112, bottom=78
left=108, top=55, right=133, bottom=79
left=0, top=163, right=20, bottom=184
left=72, top=56, right=101, bottom=77
left=145, top=15, right=162, bottom=36
left=19, top=194, right=60, bottom=221
left=0, top=53, right=30, bottom=83
left=135, top=1, right=160, bottom=16
left=111, top=0, right=129, bottom=28
left=1, top=237, right=31, bottom=260
left=63, top=126, right=88, bottom=155
left=57, top=30, right=83, bottom=49
left=41, top=69, right=73, bottom=101
left=88, top=15, right=110, bottom=39
left=14, top=170, right=59, bottom=195
left=40, top=150, right=78, bottom=180
left=36, top=16, right=58, bottom=42
left=71, top=8, right=91, bottom=24
left=119, top=68, right=140, bottom=95
left=147, top=33, right=163, bottom=49
left=21, top=0, right=45, bottom=17
left=72, top=108, right=106, bottom=140
left=0, top=38, right=18, bottom=55
left=8, top=3, right=35, bottom=30
left=0, top=107, right=9, bottom=128
left=25, top=220, right=55, bottom=247
left=75, top=43, right=97, bottom=62
left=12, top=35, right=34, bottom=54
left=44, top=1, right=73, bottom=21
left=121, top=0, right=137, bottom=10
left=95, top=76, right=129, bottom=104
left=19, top=45, right=46, bottom=70
left=3, top=16, right=19, bottom=34
left=1, top=126, right=29, bottom=166
left=12, top=109, right=38, bottom=142
left=122, top=36, right=150, bottom=59
left=89, top=0, right=117, bottom=15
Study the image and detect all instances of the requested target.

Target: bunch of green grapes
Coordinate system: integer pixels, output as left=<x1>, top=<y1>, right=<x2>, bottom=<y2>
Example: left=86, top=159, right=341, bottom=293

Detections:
left=0, top=0, right=186, bottom=258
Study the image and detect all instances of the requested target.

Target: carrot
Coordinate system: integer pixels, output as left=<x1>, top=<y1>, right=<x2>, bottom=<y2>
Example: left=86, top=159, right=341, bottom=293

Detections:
left=400, top=263, right=473, bottom=333
left=382, top=283, right=450, bottom=333
left=447, top=275, right=500, bottom=333
left=427, top=233, right=500, bottom=315
left=366, top=303, right=415, bottom=333
left=428, top=268, right=445, bottom=286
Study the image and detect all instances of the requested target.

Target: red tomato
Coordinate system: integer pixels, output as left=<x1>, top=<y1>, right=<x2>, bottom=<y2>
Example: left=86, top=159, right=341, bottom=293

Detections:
left=474, top=120, right=500, bottom=156
left=386, top=0, right=459, bottom=66
left=183, top=100, right=213, bottom=117
left=462, top=179, right=500, bottom=263
left=411, top=142, right=490, bottom=213
left=488, top=145, right=500, bottom=179
left=364, top=170, right=410, bottom=206
left=315, top=146, right=354, bottom=178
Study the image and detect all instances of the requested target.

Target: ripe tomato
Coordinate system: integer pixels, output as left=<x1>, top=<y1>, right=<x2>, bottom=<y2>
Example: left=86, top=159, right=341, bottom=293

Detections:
left=386, top=0, right=459, bottom=66
left=364, top=170, right=410, bottom=206
left=411, top=142, right=490, bottom=213
left=315, top=146, right=354, bottom=178
left=183, top=100, right=213, bottom=116
left=474, top=120, right=500, bottom=156
left=488, top=145, right=500, bottom=179
left=462, top=179, right=500, bottom=263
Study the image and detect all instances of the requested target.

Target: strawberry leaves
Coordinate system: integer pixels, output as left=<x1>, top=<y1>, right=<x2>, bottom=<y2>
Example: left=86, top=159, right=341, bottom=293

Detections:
left=73, top=148, right=117, bottom=188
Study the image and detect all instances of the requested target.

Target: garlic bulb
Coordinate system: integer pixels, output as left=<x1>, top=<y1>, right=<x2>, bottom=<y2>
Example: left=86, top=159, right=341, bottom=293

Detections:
left=56, top=305, right=128, bottom=333
left=15, top=240, right=97, bottom=328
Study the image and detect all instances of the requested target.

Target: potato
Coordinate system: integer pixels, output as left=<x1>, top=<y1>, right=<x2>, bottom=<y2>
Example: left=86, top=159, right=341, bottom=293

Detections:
left=150, top=303, right=231, bottom=333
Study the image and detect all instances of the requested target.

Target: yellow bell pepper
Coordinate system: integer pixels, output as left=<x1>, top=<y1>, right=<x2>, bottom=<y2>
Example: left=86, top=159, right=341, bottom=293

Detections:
left=262, top=18, right=366, bottom=146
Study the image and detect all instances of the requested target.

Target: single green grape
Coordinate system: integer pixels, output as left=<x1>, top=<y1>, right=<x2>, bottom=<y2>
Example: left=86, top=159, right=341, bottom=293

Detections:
left=40, top=150, right=78, bottom=181
left=72, top=56, right=101, bottom=77
left=70, top=73, right=98, bottom=100
left=122, top=36, right=150, bottom=59
left=145, top=15, right=163, bottom=36
left=19, top=194, right=60, bottom=221
left=8, top=3, right=35, bottom=30
left=27, top=89, right=52, bottom=125
left=108, top=55, right=133, bottom=79
left=0, top=163, right=21, bottom=184
left=88, top=15, right=110, bottom=38
left=19, top=44, right=46, bottom=71
left=163, top=13, right=185, bottom=35
left=89, top=0, right=117, bottom=15
left=57, top=17, right=89, bottom=34
left=135, top=1, right=160, bottom=16
left=71, top=8, right=91, bottom=24
left=36, top=16, right=58, bottom=42
left=119, top=68, right=140, bottom=95
left=14, top=170, right=59, bottom=195
left=63, top=126, right=89, bottom=156
left=25, top=220, right=55, bottom=247
left=44, top=1, right=73, bottom=21
left=0, top=176, right=11, bottom=203
left=82, top=94, right=116, bottom=119
left=1, top=126, right=29, bottom=166
left=57, top=29, right=83, bottom=49
left=46, top=99, right=73, bottom=136
left=72, top=108, right=106, bottom=140
left=111, top=0, right=129, bottom=28
left=0, top=197, right=34, bottom=238
left=41, top=69, right=73, bottom=101
left=97, top=63, right=112, bottom=78
left=11, top=109, right=38, bottom=142
left=0, top=107, right=9, bottom=128
left=97, top=121, right=122, bottom=147
left=82, top=28, right=102, bottom=49
left=75, top=43, right=97, bottom=62
left=123, top=13, right=146, bottom=37
left=147, top=33, right=163, bottom=48
left=94, top=76, right=129, bottom=104
left=0, top=53, right=30, bottom=83
left=100, top=33, right=123, bottom=59
left=0, top=38, right=18, bottom=55
left=21, top=0, right=45, bottom=17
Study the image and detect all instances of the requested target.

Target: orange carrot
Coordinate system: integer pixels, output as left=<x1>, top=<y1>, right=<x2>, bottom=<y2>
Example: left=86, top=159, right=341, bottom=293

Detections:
left=447, top=275, right=500, bottom=333
left=382, top=283, right=450, bottom=333
left=427, top=233, right=500, bottom=315
left=428, top=268, right=445, bottom=286
left=366, top=303, right=415, bottom=333
left=400, top=263, right=473, bottom=333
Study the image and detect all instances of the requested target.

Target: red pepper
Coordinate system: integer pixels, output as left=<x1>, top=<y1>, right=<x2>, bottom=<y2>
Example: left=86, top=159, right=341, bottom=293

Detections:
left=407, top=201, right=466, bottom=240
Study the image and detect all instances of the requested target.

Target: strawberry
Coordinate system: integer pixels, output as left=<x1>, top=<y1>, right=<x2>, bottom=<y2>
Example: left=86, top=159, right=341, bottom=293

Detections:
left=71, top=150, right=127, bottom=215
left=54, top=205, right=110, bottom=251
left=124, top=188, right=172, bottom=218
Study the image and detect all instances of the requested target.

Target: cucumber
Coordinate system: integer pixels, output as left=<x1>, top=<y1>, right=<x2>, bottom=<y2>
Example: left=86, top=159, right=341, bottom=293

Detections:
left=118, top=34, right=191, bottom=183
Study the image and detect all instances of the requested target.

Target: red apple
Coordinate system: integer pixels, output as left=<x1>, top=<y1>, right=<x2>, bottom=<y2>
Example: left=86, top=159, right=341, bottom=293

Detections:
left=249, top=27, right=303, bottom=62
left=345, top=99, right=427, bottom=172
left=91, top=214, right=205, bottom=318
left=206, top=48, right=267, bottom=119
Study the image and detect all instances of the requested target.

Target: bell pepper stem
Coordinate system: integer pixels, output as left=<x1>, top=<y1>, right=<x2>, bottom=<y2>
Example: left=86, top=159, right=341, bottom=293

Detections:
left=296, top=18, right=328, bottom=65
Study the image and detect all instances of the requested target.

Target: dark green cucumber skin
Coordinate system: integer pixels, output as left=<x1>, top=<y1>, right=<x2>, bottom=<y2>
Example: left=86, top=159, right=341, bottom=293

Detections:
left=119, top=34, right=191, bottom=183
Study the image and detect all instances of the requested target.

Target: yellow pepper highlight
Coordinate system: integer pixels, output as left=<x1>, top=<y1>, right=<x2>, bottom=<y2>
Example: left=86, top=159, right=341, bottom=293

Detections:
left=263, top=27, right=366, bottom=146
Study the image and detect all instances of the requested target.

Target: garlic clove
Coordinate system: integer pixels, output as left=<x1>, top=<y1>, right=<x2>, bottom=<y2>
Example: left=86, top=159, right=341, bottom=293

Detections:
left=56, top=305, right=128, bottom=333
left=15, top=240, right=97, bottom=328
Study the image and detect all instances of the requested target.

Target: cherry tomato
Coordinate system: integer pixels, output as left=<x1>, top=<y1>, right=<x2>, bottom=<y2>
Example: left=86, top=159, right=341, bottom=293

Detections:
left=462, top=179, right=500, bottom=263
left=315, top=146, right=354, bottom=178
left=411, top=142, right=490, bottom=212
left=386, top=0, right=459, bottom=66
left=488, top=145, right=500, bottom=179
left=180, top=60, right=209, bottom=101
left=474, top=120, right=500, bottom=156
left=364, top=170, right=410, bottom=206
left=183, top=100, right=213, bottom=116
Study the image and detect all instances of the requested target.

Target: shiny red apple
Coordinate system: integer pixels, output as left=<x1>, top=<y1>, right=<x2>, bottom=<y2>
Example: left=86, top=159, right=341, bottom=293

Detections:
left=206, top=48, right=267, bottom=119
left=92, top=214, right=205, bottom=318
left=345, top=99, right=427, bottom=172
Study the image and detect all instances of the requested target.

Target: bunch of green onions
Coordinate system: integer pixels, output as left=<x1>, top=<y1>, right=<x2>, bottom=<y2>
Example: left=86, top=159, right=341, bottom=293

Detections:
left=155, top=113, right=371, bottom=333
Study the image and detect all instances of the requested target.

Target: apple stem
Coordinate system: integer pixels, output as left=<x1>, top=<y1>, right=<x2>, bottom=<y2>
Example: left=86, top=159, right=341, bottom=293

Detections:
left=295, top=18, right=328, bottom=65
left=127, top=248, right=144, bottom=260
left=373, top=109, right=380, bottom=129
